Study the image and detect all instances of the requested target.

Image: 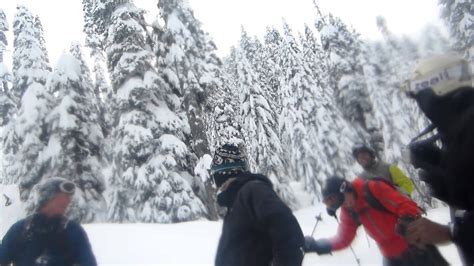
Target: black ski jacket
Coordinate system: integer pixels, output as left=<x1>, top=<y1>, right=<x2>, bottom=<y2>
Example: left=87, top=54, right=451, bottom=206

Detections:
left=0, top=213, right=97, bottom=266
left=442, top=105, right=474, bottom=265
left=215, top=172, right=304, bottom=266
left=414, top=88, right=474, bottom=265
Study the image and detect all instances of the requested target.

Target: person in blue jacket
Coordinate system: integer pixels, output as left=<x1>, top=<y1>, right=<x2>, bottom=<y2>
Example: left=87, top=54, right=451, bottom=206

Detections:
left=0, top=177, right=97, bottom=266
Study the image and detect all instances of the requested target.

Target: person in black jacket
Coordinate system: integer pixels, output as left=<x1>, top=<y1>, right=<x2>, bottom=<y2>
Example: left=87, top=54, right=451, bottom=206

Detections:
left=211, top=144, right=304, bottom=266
left=0, top=177, right=97, bottom=266
left=401, top=54, right=474, bottom=265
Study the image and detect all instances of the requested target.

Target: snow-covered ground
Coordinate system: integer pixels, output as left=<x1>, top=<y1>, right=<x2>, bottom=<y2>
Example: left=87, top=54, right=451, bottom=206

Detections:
left=80, top=205, right=462, bottom=266
left=0, top=185, right=461, bottom=265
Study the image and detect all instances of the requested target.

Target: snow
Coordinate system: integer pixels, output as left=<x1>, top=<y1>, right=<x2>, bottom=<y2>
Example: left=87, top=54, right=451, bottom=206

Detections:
left=0, top=205, right=450, bottom=265
left=0, top=185, right=25, bottom=238
left=194, top=154, right=213, bottom=182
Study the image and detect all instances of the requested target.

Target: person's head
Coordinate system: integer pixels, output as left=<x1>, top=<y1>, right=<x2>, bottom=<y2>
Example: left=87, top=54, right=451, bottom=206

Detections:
left=35, top=177, right=76, bottom=217
left=210, top=144, right=248, bottom=192
left=403, top=53, right=473, bottom=131
left=322, top=176, right=355, bottom=216
left=352, top=144, right=376, bottom=169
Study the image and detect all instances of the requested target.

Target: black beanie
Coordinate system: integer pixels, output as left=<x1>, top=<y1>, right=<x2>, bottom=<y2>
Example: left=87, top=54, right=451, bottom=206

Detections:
left=322, top=176, right=351, bottom=214
left=210, top=144, right=247, bottom=188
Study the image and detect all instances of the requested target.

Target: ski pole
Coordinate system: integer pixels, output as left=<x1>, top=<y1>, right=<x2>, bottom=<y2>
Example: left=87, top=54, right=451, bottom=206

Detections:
left=365, top=229, right=371, bottom=248
left=303, top=212, right=323, bottom=260
left=310, top=213, right=323, bottom=237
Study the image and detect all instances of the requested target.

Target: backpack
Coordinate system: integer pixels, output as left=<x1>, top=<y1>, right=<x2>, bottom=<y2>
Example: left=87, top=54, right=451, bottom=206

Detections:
left=347, top=178, right=401, bottom=224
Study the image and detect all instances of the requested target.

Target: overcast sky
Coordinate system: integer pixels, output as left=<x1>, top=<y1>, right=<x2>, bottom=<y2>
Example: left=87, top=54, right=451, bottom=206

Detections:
left=2, top=0, right=444, bottom=66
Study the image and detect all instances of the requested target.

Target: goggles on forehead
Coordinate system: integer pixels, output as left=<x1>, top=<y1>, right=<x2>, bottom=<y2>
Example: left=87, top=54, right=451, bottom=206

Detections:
left=60, top=181, right=76, bottom=195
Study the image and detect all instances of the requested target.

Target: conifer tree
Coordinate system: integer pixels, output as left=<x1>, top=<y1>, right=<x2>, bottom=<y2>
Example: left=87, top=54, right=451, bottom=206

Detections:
left=3, top=6, right=51, bottom=188
left=34, top=16, right=50, bottom=68
left=314, top=10, right=382, bottom=153
left=103, top=3, right=205, bottom=222
left=154, top=0, right=221, bottom=158
left=439, top=0, right=473, bottom=63
left=296, top=24, right=357, bottom=198
left=153, top=0, right=223, bottom=219
left=82, top=0, right=113, bottom=137
left=69, top=42, right=109, bottom=137
left=11, top=6, right=50, bottom=105
left=0, top=9, right=15, bottom=128
left=231, top=46, right=297, bottom=207
left=39, top=54, right=106, bottom=222
left=418, top=24, right=450, bottom=57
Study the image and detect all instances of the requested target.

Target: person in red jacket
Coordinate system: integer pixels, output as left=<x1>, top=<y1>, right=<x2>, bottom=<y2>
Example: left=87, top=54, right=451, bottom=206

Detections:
left=304, top=176, right=447, bottom=266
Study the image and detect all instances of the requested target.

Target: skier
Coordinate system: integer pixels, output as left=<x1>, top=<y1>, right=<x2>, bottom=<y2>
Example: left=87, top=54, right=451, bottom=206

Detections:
left=0, top=177, right=97, bottom=266
left=304, top=176, right=447, bottom=266
left=402, top=53, right=474, bottom=265
left=211, top=144, right=304, bottom=266
left=352, top=144, right=415, bottom=196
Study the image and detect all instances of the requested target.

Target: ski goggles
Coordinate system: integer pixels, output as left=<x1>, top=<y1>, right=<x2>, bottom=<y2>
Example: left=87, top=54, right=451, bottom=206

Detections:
left=59, top=181, right=76, bottom=195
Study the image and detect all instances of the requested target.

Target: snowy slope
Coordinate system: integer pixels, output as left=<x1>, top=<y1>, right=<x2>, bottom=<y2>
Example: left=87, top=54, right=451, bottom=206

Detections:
left=75, top=205, right=462, bottom=265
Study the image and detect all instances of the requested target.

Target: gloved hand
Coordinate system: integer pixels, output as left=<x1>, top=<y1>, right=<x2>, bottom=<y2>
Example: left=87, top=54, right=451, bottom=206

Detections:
left=304, top=236, right=332, bottom=255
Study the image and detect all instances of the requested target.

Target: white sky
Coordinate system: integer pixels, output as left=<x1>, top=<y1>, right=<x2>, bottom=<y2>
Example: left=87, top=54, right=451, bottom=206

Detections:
left=2, top=0, right=445, bottom=66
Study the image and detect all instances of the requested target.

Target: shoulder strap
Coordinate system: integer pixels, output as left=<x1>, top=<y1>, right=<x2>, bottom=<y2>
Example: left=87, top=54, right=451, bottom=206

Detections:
left=347, top=209, right=362, bottom=225
left=363, top=179, right=395, bottom=213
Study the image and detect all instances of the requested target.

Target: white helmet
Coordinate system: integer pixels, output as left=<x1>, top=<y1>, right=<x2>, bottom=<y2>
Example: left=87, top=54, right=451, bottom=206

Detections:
left=404, top=53, right=473, bottom=97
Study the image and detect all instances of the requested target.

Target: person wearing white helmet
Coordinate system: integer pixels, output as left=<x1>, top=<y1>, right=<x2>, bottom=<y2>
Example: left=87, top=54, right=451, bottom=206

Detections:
left=400, top=53, right=473, bottom=265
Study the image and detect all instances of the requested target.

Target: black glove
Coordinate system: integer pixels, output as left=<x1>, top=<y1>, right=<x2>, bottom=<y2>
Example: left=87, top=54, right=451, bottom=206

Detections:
left=304, top=236, right=332, bottom=254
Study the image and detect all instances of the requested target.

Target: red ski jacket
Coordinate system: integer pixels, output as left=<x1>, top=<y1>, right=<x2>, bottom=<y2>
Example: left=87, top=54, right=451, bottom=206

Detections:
left=329, top=178, right=420, bottom=259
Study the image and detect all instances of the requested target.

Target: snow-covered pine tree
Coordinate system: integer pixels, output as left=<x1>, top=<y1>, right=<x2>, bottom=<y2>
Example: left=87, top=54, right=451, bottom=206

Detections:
left=418, top=24, right=450, bottom=57
left=153, top=0, right=223, bottom=219
left=38, top=54, right=106, bottom=222
left=104, top=2, right=205, bottom=222
left=204, top=57, right=243, bottom=219
left=0, top=9, right=15, bottom=128
left=154, top=0, right=221, bottom=159
left=207, top=46, right=243, bottom=151
left=314, top=10, right=382, bottom=153
left=275, top=20, right=309, bottom=182
left=262, top=27, right=285, bottom=112
left=2, top=6, right=51, bottom=187
left=373, top=16, right=427, bottom=158
left=82, top=0, right=112, bottom=137
left=11, top=6, right=50, bottom=105
left=11, top=82, right=53, bottom=195
left=33, top=16, right=50, bottom=68
left=363, top=17, right=431, bottom=206
left=439, top=0, right=473, bottom=64
left=297, top=24, right=357, bottom=198
left=69, top=42, right=109, bottom=138
left=0, top=9, right=7, bottom=63
left=229, top=45, right=297, bottom=207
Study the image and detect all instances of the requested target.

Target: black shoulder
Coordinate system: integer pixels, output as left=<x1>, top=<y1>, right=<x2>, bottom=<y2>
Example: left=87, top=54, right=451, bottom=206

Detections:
left=64, top=220, right=87, bottom=236
left=239, top=178, right=274, bottom=196
left=6, top=219, right=26, bottom=235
